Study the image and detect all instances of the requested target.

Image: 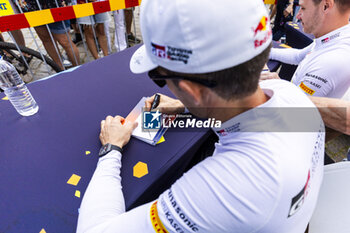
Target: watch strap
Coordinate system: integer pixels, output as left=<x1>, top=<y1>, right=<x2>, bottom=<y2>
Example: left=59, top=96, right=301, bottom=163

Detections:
left=99, top=143, right=123, bottom=158
left=109, top=144, right=123, bottom=154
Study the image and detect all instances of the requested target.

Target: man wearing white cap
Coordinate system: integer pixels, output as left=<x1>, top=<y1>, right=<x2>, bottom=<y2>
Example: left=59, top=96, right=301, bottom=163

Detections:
left=263, top=0, right=350, bottom=98
left=77, top=0, right=325, bottom=232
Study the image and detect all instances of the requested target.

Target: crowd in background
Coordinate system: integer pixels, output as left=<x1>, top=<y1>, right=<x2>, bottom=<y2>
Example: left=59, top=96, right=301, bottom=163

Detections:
left=1, top=0, right=141, bottom=72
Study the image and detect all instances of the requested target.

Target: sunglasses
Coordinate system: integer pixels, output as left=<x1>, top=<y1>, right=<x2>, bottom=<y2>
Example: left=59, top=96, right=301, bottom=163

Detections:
left=148, top=68, right=217, bottom=88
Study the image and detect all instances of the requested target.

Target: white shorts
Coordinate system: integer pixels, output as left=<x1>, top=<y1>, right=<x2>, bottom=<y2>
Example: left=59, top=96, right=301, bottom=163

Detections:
left=77, top=12, right=110, bottom=25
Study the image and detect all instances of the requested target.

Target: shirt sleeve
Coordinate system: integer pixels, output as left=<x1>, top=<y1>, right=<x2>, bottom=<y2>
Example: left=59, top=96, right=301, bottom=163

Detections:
left=292, top=50, right=350, bottom=98
left=76, top=150, right=126, bottom=232
left=77, top=149, right=165, bottom=232
left=269, top=44, right=313, bottom=65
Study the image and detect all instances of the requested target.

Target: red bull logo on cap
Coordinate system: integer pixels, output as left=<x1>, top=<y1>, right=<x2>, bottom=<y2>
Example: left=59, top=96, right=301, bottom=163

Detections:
left=253, top=16, right=271, bottom=48
left=253, top=16, right=268, bottom=36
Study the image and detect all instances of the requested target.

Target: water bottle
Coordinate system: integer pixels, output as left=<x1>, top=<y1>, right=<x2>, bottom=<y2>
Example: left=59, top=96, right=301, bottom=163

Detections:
left=0, top=57, right=39, bottom=116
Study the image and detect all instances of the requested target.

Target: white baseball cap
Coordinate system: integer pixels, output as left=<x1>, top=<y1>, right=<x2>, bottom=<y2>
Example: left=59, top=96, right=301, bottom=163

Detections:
left=130, top=0, right=272, bottom=74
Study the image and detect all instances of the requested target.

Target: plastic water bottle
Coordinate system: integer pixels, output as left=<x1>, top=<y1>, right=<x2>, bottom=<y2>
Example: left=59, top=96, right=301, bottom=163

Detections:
left=0, top=57, right=38, bottom=116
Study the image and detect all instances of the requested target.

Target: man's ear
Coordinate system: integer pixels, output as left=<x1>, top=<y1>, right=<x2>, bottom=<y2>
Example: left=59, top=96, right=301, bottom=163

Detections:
left=323, top=0, right=333, bottom=12
left=178, top=80, right=206, bottom=106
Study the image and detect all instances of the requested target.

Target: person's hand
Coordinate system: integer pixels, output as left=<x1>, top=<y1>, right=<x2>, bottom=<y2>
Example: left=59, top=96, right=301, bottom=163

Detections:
left=100, top=115, right=138, bottom=148
left=260, top=71, right=281, bottom=81
left=145, top=94, right=185, bottom=114
left=284, top=4, right=293, bottom=18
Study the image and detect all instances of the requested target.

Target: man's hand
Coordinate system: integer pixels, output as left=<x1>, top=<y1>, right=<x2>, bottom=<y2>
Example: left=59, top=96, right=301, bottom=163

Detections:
left=100, top=115, right=138, bottom=148
left=145, top=94, right=185, bottom=114
left=260, top=71, right=281, bottom=81
left=284, top=4, right=293, bottom=18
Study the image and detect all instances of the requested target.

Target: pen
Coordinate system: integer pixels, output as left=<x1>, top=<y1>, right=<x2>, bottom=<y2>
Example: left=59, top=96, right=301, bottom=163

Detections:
left=146, top=94, right=160, bottom=139
left=151, top=94, right=160, bottom=110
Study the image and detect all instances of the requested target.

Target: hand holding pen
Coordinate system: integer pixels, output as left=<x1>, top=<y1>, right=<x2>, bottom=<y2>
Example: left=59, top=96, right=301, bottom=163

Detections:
left=145, top=93, right=185, bottom=114
left=150, top=94, right=161, bottom=110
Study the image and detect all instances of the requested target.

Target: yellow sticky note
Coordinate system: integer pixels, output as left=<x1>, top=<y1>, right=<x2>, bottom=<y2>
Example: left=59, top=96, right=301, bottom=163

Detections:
left=75, top=190, right=81, bottom=198
left=156, top=136, right=165, bottom=144
left=39, top=229, right=46, bottom=233
left=25, top=9, right=54, bottom=27
left=0, top=0, right=14, bottom=16
left=109, top=0, right=126, bottom=11
left=73, top=3, right=95, bottom=18
left=85, top=151, right=91, bottom=155
left=67, top=174, right=81, bottom=186
left=2, top=96, right=8, bottom=100
left=280, top=44, right=292, bottom=48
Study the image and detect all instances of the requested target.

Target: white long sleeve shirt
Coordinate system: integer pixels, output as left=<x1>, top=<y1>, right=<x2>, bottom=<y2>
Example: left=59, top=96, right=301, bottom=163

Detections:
left=77, top=80, right=324, bottom=233
left=270, top=24, right=350, bottom=98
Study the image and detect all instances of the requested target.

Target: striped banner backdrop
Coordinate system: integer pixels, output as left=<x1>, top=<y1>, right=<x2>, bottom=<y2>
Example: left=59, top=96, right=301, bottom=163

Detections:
left=0, top=0, right=141, bottom=32
left=0, top=0, right=278, bottom=33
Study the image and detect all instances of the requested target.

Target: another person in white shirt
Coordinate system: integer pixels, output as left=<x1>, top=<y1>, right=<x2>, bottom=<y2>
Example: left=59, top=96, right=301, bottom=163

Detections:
left=261, top=0, right=350, bottom=98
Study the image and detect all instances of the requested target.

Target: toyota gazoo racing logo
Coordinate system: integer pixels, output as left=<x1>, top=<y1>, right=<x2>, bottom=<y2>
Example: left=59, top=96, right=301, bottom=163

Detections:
left=321, top=32, right=340, bottom=44
left=253, top=16, right=272, bottom=48
left=151, top=42, right=192, bottom=64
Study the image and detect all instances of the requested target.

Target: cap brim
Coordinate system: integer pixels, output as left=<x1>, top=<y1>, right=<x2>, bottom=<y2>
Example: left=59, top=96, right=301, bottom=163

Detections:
left=130, top=45, right=157, bottom=74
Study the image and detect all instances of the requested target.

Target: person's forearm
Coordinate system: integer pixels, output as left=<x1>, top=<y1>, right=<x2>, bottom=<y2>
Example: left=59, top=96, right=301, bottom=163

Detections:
left=285, top=0, right=294, bottom=16
left=269, top=44, right=312, bottom=65
left=310, top=96, right=350, bottom=135
left=77, top=150, right=125, bottom=233
left=270, top=4, right=277, bottom=19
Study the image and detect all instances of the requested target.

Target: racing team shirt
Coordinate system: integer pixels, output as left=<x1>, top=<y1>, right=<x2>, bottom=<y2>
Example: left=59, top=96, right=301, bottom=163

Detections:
left=77, top=80, right=325, bottom=233
left=270, top=24, right=350, bottom=98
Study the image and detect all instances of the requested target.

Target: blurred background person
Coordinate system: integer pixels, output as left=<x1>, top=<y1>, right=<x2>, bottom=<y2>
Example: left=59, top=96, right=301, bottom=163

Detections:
left=271, top=0, right=294, bottom=41
left=3, top=0, right=27, bottom=48
left=124, top=7, right=140, bottom=46
left=113, top=10, right=127, bottom=52
left=76, top=0, right=110, bottom=59
left=18, top=0, right=80, bottom=69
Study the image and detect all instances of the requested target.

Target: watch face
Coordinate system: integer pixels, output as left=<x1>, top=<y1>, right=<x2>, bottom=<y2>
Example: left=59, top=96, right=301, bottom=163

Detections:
left=99, top=144, right=111, bottom=157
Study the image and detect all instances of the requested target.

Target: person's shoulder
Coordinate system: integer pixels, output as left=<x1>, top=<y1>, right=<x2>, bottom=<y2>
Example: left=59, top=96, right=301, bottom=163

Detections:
left=308, top=46, right=350, bottom=83
left=317, top=42, right=350, bottom=66
left=260, top=79, right=314, bottom=106
left=260, top=79, right=294, bottom=90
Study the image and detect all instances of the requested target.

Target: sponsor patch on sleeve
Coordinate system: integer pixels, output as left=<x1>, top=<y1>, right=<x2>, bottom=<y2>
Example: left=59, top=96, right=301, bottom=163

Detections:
left=159, top=189, right=199, bottom=233
left=299, top=82, right=315, bottom=96
left=150, top=201, right=169, bottom=233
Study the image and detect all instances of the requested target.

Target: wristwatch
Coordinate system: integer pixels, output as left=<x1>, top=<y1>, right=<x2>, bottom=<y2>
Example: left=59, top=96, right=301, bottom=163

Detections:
left=98, top=143, right=123, bottom=158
